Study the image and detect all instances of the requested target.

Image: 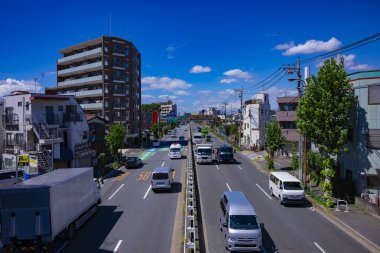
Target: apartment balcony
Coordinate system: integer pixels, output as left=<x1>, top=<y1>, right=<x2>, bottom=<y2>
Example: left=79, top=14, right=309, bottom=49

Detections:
left=276, top=111, right=297, bottom=122
left=113, top=76, right=126, bottom=83
left=114, top=89, right=124, bottom=95
left=57, top=61, right=102, bottom=77
left=2, top=114, right=19, bottom=131
left=64, top=89, right=103, bottom=98
left=63, top=113, right=83, bottom=123
left=112, top=62, right=125, bottom=69
left=58, top=47, right=102, bottom=65
left=281, top=129, right=301, bottom=142
left=80, top=102, right=103, bottom=110
left=58, top=75, right=102, bottom=87
left=113, top=103, right=125, bottom=109
left=112, top=48, right=125, bottom=55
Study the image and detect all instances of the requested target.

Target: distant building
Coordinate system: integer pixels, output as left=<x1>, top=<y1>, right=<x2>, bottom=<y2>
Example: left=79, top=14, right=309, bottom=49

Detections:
left=86, top=114, right=107, bottom=156
left=2, top=92, right=95, bottom=172
left=160, top=100, right=177, bottom=123
left=276, top=96, right=301, bottom=154
left=337, top=70, right=380, bottom=197
left=242, top=93, right=271, bottom=149
left=46, top=36, right=141, bottom=142
left=141, top=111, right=153, bottom=130
left=206, top=107, right=217, bottom=116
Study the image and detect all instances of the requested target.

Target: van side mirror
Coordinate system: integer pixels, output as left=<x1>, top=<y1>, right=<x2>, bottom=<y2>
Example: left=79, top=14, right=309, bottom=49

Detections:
left=222, top=223, right=228, bottom=228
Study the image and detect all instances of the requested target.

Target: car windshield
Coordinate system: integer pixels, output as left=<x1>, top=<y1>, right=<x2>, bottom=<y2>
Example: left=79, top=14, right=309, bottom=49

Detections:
left=170, top=148, right=180, bottom=152
left=194, top=136, right=202, bottom=139
left=229, top=215, right=259, bottom=230
left=127, top=157, right=136, bottom=162
left=220, top=148, right=232, bottom=154
left=152, top=172, right=169, bottom=180
left=198, top=149, right=211, bottom=155
left=283, top=182, right=303, bottom=190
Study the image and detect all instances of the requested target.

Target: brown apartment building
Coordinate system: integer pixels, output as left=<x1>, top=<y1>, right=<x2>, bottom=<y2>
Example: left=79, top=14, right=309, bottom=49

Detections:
left=276, top=96, right=301, bottom=154
left=46, top=36, right=141, bottom=141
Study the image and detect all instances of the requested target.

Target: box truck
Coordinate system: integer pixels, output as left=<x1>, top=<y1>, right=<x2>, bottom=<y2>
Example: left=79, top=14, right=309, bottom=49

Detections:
left=0, top=167, right=101, bottom=249
left=195, top=144, right=213, bottom=164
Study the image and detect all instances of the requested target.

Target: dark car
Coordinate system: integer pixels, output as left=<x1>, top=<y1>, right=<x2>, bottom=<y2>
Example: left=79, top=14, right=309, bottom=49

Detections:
left=124, top=157, right=142, bottom=168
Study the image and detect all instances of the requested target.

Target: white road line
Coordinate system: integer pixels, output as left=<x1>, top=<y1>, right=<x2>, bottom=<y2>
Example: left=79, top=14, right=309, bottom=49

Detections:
left=226, top=183, right=232, bottom=191
left=216, top=165, right=220, bottom=170
left=237, top=165, right=243, bottom=170
left=255, top=184, right=272, bottom=200
left=162, top=162, right=165, bottom=167
left=113, top=240, right=122, bottom=253
left=313, top=242, right=327, bottom=253
left=143, top=185, right=152, bottom=199
left=108, top=184, right=125, bottom=200
left=55, top=241, right=69, bottom=253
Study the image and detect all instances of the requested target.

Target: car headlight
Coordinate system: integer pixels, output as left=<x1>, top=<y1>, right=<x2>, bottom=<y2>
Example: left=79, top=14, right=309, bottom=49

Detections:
left=283, top=194, right=289, bottom=198
left=228, top=237, right=237, bottom=242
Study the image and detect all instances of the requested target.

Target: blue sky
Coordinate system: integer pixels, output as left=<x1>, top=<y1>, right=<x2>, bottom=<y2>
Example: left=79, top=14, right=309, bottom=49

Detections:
left=1, top=0, right=379, bottom=113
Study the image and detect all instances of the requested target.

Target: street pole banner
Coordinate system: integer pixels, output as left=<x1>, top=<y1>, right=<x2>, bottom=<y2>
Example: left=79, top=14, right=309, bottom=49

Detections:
left=29, top=155, right=38, bottom=175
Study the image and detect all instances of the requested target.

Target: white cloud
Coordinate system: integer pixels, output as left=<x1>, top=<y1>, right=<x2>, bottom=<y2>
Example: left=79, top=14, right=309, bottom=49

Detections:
left=141, top=94, right=155, bottom=100
left=316, top=54, right=374, bottom=71
left=158, top=95, right=177, bottom=100
left=173, top=90, right=190, bottom=95
left=220, top=78, right=238, bottom=84
left=0, top=78, right=41, bottom=97
left=276, top=37, right=342, bottom=56
left=265, top=86, right=298, bottom=98
left=274, top=41, right=294, bottom=50
left=166, top=45, right=176, bottom=59
left=217, top=89, right=235, bottom=95
left=142, top=76, right=192, bottom=91
left=198, top=90, right=212, bottom=95
left=223, top=69, right=252, bottom=79
left=189, top=65, right=212, bottom=73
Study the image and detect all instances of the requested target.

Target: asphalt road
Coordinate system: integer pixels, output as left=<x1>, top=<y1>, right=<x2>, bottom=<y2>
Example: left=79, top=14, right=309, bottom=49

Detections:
left=61, top=144, right=186, bottom=252
left=192, top=124, right=370, bottom=253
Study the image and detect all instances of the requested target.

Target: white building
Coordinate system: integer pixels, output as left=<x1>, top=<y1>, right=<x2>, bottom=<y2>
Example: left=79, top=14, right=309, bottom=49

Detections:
left=2, top=91, right=95, bottom=172
left=206, top=107, right=217, bottom=116
left=241, top=93, right=271, bottom=149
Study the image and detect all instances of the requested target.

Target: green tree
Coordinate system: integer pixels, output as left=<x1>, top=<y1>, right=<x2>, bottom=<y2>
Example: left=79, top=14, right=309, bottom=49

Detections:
left=230, top=124, right=239, bottom=144
left=106, top=124, right=126, bottom=161
left=224, top=125, right=231, bottom=139
left=141, top=103, right=161, bottom=112
left=151, top=123, right=159, bottom=139
left=265, top=121, right=286, bottom=170
left=296, top=58, right=356, bottom=206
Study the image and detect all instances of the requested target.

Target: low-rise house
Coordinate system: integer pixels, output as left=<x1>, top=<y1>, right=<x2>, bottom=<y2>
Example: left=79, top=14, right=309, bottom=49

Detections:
left=2, top=91, right=95, bottom=172
left=86, top=114, right=107, bottom=156
left=241, top=93, right=271, bottom=150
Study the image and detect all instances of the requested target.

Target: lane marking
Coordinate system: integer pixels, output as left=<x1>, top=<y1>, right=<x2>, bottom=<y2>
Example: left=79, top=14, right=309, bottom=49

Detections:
left=313, top=242, right=327, bottom=253
left=216, top=165, right=220, bottom=170
left=226, top=183, right=232, bottom=191
left=55, top=241, right=69, bottom=253
left=256, top=184, right=272, bottom=200
left=143, top=185, right=152, bottom=199
left=237, top=165, right=243, bottom=170
left=113, top=240, right=122, bottom=253
left=136, top=171, right=151, bottom=181
left=112, top=171, right=130, bottom=182
left=108, top=184, right=125, bottom=200
left=162, top=162, right=165, bottom=167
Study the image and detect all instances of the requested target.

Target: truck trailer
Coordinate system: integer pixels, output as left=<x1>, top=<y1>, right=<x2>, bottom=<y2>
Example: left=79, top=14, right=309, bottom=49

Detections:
left=195, top=144, right=213, bottom=164
left=215, top=144, right=236, bottom=164
left=0, top=167, right=101, bottom=249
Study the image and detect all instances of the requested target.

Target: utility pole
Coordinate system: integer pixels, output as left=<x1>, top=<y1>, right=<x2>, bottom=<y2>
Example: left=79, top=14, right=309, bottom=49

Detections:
left=223, top=101, right=228, bottom=119
left=234, top=88, right=244, bottom=148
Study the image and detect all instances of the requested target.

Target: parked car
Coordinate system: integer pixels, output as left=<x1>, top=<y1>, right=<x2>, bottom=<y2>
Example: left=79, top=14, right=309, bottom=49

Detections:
left=179, top=135, right=185, bottom=141
left=153, top=139, right=160, bottom=147
left=206, top=135, right=212, bottom=142
left=124, top=157, right=143, bottom=168
left=170, top=134, right=176, bottom=138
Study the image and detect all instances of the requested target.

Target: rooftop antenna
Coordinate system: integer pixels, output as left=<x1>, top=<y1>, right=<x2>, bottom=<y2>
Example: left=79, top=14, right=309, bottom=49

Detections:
left=33, top=77, right=37, bottom=93
left=40, top=72, right=45, bottom=93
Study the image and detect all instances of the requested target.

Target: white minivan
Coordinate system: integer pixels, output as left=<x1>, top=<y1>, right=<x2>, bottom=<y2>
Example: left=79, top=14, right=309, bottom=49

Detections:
left=151, top=167, right=175, bottom=192
left=169, top=143, right=182, bottom=159
left=269, top=172, right=305, bottom=205
left=219, top=191, right=262, bottom=252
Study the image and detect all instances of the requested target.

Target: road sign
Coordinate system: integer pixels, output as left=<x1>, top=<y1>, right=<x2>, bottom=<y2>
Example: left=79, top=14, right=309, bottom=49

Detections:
left=17, top=155, right=29, bottom=167
left=29, top=155, right=38, bottom=175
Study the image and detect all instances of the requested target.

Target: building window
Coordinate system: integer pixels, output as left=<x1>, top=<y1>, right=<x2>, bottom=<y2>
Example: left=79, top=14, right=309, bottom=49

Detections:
left=104, top=58, right=108, bottom=66
left=114, top=71, right=121, bottom=77
left=18, top=102, right=22, bottom=107
left=125, top=72, right=130, bottom=82
left=26, top=103, right=29, bottom=111
left=367, top=129, right=380, bottom=149
left=83, top=131, right=88, bottom=140
left=58, top=106, right=63, bottom=111
left=368, top=84, right=380, bottom=104
left=104, top=46, right=108, bottom=52
left=125, top=47, right=129, bottom=55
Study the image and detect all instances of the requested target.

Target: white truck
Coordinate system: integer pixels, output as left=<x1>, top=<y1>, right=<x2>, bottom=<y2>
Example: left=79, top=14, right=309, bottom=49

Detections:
left=0, top=168, right=101, bottom=250
left=195, top=144, right=213, bottom=164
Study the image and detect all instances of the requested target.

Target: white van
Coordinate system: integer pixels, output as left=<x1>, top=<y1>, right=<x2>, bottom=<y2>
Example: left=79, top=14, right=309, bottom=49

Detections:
left=151, top=167, right=175, bottom=192
left=269, top=172, right=305, bottom=205
left=169, top=143, right=182, bottom=159
left=192, top=133, right=203, bottom=144
left=219, top=191, right=262, bottom=252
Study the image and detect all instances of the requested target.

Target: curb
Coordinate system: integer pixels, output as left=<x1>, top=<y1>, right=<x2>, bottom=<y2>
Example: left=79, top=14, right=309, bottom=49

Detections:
left=306, top=196, right=380, bottom=253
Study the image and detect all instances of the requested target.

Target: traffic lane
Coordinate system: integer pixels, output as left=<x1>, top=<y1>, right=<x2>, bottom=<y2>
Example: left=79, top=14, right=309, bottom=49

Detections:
left=218, top=159, right=370, bottom=253
left=195, top=163, right=232, bottom=253
left=114, top=153, right=184, bottom=253
left=62, top=150, right=171, bottom=253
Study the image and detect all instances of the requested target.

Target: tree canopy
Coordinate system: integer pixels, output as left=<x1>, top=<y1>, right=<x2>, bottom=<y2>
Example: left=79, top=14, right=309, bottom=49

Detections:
left=106, top=124, right=126, bottom=160
left=141, top=103, right=161, bottom=112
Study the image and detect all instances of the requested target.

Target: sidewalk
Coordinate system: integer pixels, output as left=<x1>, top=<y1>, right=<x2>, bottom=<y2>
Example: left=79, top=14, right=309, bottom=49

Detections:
left=239, top=150, right=380, bottom=253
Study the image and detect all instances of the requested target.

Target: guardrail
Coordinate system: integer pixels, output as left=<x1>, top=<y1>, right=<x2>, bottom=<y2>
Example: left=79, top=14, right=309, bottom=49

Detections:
left=184, top=126, right=197, bottom=253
